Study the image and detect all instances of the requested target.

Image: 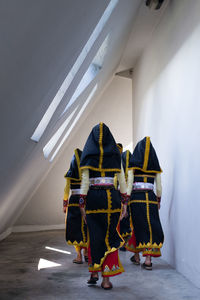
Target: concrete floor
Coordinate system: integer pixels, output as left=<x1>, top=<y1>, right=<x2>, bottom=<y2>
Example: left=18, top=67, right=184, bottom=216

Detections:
left=0, top=230, right=200, bottom=300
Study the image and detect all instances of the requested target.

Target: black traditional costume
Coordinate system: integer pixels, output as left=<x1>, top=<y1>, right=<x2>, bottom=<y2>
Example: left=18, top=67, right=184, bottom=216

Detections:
left=63, top=149, right=87, bottom=249
left=79, top=123, right=127, bottom=277
left=127, top=137, right=164, bottom=257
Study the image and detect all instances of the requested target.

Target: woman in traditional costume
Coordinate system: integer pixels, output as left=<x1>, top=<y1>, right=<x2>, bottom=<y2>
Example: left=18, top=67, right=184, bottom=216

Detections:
left=63, top=148, right=88, bottom=263
left=127, top=137, right=164, bottom=270
left=79, top=123, right=128, bottom=289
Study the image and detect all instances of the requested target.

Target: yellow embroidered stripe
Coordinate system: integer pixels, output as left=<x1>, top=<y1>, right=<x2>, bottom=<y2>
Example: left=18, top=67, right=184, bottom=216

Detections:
left=74, top=149, right=81, bottom=180
left=64, top=177, right=81, bottom=181
left=80, top=166, right=121, bottom=172
left=105, top=190, right=112, bottom=250
left=130, top=200, right=158, bottom=205
left=86, top=208, right=121, bottom=214
left=128, top=166, right=162, bottom=173
left=143, top=137, right=150, bottom=171
left=81, top=215, right=86, bottom=244
left=99, top=122, right=103, bottom=169
left=146, top=192, right=152, bottom=244
left=144, top=176, right=147, bottom=183
left=135, top=174, right=156, bottom=178
left=68, top=204, right=80, bottom=207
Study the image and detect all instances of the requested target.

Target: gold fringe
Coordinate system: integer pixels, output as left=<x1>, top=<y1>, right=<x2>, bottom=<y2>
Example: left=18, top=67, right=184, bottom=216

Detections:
left=137, top=242, right=163, bottom=249
left=67, top=240, right=87, bottom=248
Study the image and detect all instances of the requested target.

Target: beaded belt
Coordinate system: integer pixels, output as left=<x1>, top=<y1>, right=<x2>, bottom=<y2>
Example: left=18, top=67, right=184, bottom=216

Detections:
left=71, top=189, right=81, bottom=195
left=90, top=185, right=114, bottom=190
left=133, top=182, right=154, bottom=190
left=89, top=177, right=114, bottom=186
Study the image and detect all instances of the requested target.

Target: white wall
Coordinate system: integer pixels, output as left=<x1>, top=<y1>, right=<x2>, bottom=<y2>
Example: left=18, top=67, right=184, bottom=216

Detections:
left=131, top=0, right=200, bottom=288
left=16, top=76, right=132, bottom=226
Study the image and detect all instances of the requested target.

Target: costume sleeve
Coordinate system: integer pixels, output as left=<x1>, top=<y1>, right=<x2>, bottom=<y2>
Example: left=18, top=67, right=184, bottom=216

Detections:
left=117, top=163, right=126, bottom=194
left=80, top=169, right=89, bottom=195
left=127, top=170, right=134, bottom=196
left=155, top=173, right=162, bottom=197
left=63, top=178, right=70, bottom=200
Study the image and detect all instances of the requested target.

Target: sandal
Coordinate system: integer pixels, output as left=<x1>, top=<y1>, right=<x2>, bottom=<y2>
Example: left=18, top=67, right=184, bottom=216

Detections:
left=142, top=262, right=152, bottom=270
left=101, top=282, right=113, bottom=290
left=87, top=274, right=99, bottom=284
left=130, top=255, right=140, bottom=265
left=73, top=258, right=83, bottom=264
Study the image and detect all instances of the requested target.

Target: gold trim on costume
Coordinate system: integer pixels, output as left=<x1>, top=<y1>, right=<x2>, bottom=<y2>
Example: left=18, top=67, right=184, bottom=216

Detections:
left=67, top=240, right=87, bottom=248
left=99, top=122, right=103, bottom=169
left=128, top=166, right=162, bottom=173
left=81, top=215, right=86, bottom=244
left=80, top=165, right=121, bottom=172
left=67, top=204, right=80, bottom=207
left=125, top=151, right=129, bottom=181
left=130, top=200, right=158, bottom=205
left=74, top=149, right=81, bottom=180
left=146, top=192, right=152, bottom=244
left=86, top=208, right=121, bottom=214
left=135, top=174, right=156, bottom=178
left=143, top=137, right=150, bottom=171
left=137, top=242, right=163, bottom=249
left=105, top=190, right=112, bottom=250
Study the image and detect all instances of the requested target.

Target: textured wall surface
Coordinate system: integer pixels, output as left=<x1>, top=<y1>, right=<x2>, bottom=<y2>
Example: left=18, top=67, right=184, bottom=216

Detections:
left=131, top=0, right=200, bottom=288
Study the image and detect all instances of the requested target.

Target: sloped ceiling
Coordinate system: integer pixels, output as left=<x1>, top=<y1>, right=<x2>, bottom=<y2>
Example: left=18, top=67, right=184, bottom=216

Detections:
left=0, top=0, right=143, bottom=235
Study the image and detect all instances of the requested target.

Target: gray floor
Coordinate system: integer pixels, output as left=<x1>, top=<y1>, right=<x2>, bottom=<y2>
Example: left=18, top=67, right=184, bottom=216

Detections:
left=0, top=230, right=200, bottom=300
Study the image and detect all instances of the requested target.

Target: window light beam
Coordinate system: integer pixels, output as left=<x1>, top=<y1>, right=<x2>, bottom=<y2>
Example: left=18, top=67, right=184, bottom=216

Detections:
left=49, top=84, right=98, bottom=162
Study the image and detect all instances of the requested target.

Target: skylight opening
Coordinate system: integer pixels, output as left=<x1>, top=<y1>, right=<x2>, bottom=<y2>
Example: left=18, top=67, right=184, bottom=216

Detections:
left=62, top=35, right=109, bottom=115
left=30, top=0, right=118, bottom=142
left=49, top=84, right=98, bottom=162
left=43, top=107, right=78, bottom=158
